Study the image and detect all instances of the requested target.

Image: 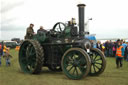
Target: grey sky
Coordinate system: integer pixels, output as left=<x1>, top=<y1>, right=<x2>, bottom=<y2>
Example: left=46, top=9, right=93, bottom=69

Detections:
left=0, top=0, right=128, bottom=40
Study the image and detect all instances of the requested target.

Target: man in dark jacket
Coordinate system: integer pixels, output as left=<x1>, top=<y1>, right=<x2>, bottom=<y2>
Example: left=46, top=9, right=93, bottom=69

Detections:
left=124, top=40, right=128, bottom=61
left=37, top=26, right=47, bottom=35
left=105, top=41, right=109, bottom=57
left=25, top=23, right=35, bottom=39
left=108, top=40, right=113, bottom=57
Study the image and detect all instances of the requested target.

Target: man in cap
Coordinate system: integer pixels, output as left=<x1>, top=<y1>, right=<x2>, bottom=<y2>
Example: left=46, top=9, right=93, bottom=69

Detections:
left=25, top=23, right=35, bottom=39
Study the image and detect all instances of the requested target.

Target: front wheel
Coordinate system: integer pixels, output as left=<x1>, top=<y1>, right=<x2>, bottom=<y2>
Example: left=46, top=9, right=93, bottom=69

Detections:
left=61, top=48, right=91, bottom=80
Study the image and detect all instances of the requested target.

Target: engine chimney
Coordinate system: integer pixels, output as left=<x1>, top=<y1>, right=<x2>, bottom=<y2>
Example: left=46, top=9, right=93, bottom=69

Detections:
left=77, top=4, right=86, bottom=37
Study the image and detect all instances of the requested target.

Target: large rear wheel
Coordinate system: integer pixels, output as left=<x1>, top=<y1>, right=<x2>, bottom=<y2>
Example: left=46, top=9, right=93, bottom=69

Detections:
left=19, top=40, right=44, bottom=74
left=61, top=48, right=91, bottom=80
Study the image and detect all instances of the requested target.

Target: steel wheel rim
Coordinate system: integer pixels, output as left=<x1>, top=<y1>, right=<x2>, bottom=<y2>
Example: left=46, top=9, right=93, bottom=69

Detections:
left=89, top=48, right=106, bottom=76
left=19, top=41, right=37, bottom=73
left=62, top=48, right=90, bottom=79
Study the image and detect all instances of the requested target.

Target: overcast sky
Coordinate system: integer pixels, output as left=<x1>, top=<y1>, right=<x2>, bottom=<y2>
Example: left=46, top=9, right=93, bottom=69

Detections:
left=0, top=0, right=128, bottom=40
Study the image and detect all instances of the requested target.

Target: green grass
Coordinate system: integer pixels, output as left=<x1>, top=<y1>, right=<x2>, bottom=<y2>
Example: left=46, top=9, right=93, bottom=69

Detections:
left=0, top=49, right=128, bottom=85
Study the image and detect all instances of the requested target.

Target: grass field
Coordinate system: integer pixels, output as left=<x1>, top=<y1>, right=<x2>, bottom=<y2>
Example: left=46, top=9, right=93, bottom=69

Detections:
left=0, top=49, right=128, bottom=85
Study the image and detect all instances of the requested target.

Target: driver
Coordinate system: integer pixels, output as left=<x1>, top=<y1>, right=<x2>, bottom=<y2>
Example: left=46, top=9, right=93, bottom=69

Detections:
left=25, top=23, right=35, bottom=39
left=37, top=26, right=47, bottom=34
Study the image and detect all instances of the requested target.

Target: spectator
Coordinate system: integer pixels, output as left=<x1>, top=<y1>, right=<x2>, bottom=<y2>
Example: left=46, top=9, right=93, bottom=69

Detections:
left=112, top=42, right=116, bottom=57
left=3, top=44, right=8, bottom=54
left=105, top=41, right=109, bottom=57
left=3, top=49, right=12, bottom=66
left=115, top=39, right=120, bottom=48
left=102, top=43, right=105, bottom=54
left=116, top=41, right=124, bottom=68
left=124, top=40, right=128, bottom=61
left=108, top=40, right=113, bottom=57
left=122, top=41, right=127, bottom=49
left=96, top=41, right=102, bottom=51
left=0, top=43, right=3, bottom=66
left=122, top=41, right=127, bottom=59
left=120, top=39, right=124, bottom=45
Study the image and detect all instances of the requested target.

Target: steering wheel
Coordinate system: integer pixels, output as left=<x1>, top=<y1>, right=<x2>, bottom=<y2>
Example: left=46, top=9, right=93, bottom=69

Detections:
left=52, top=22, right=66, bottom=33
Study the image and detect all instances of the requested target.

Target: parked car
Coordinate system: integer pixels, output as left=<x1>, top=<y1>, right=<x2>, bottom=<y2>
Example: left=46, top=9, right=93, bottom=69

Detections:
left=4, top=41, right=19, bottom=48
left=11, top=38, right=20, bottom=44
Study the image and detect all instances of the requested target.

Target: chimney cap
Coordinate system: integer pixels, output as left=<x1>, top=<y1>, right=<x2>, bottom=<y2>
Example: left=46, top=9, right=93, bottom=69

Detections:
left=77, top=4, right=86, bottom=7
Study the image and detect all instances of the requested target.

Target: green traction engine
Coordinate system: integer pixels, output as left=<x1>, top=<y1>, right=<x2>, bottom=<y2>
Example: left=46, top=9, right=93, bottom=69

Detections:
left=19, top=4, right=106, bottom=79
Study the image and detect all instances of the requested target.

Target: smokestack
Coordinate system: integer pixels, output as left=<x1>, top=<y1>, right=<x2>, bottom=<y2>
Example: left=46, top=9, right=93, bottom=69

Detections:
left=77, top=4, right=86, bottom=37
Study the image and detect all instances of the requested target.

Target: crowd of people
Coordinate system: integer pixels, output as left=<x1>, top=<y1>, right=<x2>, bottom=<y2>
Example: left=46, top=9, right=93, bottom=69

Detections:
left=96, top=39, right=128, bottom=68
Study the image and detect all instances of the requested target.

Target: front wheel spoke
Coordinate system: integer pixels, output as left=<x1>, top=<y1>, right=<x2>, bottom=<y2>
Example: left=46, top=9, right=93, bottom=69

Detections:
left=65, top=63, right=72, bottom=68
left=67, top=56, right=73, bottom=61
left=67, top=64, right=72, bottom=66
left=78, top=57, right=85, bottom=64
left=67, top=66, right=74, bottom=72
left=78, top=65, right=84, bottom=73
left=75, top=67, right=79, bottom=76
left=72, top=67, right=76, bottom=75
